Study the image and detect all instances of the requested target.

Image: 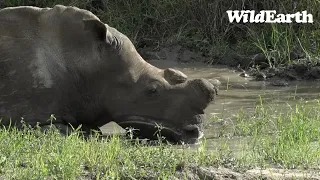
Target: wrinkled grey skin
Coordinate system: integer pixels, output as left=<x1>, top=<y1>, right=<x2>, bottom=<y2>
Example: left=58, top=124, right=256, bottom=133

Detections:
left=0, top=5, right=218, bottom=144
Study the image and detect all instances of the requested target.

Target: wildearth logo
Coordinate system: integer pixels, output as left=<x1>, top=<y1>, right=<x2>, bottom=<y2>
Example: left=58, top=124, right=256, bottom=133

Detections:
left=226, top=10, right=313, bottom=23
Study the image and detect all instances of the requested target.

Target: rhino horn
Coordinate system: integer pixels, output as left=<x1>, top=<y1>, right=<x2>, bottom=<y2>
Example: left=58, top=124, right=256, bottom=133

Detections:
left=164, top=68, right=188, bottom=85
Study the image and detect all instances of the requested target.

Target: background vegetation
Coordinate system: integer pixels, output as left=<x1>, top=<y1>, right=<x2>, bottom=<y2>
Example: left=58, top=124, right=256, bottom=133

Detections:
left=2, top=0, right=320, bottom=67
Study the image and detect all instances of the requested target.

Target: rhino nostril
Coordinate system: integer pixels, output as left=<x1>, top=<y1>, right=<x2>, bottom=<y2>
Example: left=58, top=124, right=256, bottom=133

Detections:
left=183, top=125, right=200, bottom=138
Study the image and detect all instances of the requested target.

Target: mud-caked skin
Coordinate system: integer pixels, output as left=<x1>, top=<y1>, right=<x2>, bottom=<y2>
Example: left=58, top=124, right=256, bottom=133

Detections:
left=0, top=5, right=218, bottom=144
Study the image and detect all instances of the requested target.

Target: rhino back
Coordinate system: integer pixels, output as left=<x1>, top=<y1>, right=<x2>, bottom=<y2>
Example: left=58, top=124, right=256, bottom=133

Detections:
left=0, top=5, right=103, bottom=125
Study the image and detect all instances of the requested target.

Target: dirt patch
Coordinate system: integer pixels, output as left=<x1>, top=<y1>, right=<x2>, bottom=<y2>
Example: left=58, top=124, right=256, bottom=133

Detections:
left=139, top=45, right=211, bottom=64
left=79, top=165, right=320, bottom=179
left=246, top=62, right=320, bottom=80
left=138, top=45, right=250, bottom=67
left=172, top=166, right=320, bottom=180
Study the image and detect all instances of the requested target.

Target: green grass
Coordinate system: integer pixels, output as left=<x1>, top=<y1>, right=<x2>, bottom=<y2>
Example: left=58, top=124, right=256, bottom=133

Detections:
left=234, top=98, right=320, bottom=169
left=1, top=98, right=320, bottom=178
left=2, top=0, right=320, bottom=67
left=0, top=124, right=224, bottom=179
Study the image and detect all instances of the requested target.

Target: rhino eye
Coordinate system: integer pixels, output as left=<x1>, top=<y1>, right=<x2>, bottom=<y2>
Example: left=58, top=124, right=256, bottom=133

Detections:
left=146, top=87, right=158, bottom=95
left=145, top=80, right=162, bottom=97
left=145, top=84, right=160, bottom=97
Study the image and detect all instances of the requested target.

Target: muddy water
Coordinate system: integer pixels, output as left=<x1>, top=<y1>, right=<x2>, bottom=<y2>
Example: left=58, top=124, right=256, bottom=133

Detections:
left=100, top=60, right=320, bottom=150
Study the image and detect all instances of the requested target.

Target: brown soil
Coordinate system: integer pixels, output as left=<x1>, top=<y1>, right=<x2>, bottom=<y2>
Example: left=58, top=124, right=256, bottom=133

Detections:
left=172, top=166, right=320, bottom=180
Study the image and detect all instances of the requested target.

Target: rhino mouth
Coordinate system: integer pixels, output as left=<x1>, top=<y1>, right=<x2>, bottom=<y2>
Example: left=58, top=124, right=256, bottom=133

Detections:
left=116, top=115, right=205, bottom=144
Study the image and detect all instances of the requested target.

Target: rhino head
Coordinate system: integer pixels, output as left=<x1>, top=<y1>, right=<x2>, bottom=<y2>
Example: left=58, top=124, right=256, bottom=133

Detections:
left=81, top=20, right=218, bottom=144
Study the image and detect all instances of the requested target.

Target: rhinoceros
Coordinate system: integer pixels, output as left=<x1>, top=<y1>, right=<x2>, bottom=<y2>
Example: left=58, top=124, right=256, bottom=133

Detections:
left=0, top=5, right=217, bottom=144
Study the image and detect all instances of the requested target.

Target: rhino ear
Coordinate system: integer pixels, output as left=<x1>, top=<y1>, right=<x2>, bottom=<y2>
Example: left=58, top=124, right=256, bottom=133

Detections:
left=83, top=19, right=106, bottom=41
left=164, top=68, right=188, bottom=85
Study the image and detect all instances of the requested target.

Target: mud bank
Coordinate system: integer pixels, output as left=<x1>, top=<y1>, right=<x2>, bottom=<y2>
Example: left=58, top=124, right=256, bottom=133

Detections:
left=172, top=166, right=320, bottom=180
left=80, top=165, right=320, bottom=179
left=138, top=45, right=320, bottom=86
